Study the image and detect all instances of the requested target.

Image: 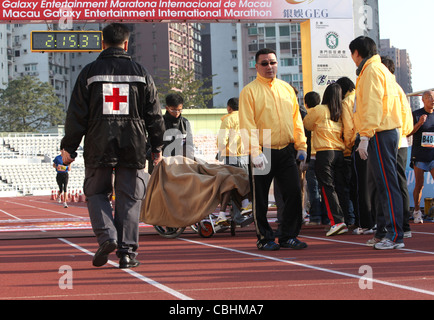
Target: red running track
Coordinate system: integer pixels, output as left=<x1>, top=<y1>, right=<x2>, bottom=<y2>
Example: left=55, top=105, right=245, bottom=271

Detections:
left=1, top=196, right=434, bottom=301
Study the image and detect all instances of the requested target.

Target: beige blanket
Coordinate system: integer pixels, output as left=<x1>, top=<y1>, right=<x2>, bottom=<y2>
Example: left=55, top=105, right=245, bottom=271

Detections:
left=140, top=156, right=250, bottom=228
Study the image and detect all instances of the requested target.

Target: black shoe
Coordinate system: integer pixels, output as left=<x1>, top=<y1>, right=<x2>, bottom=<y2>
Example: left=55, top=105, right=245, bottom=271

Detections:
left=92, top=240, right=117, bottom=267
left=119, top=254, right=140, bottom=269
left=279, top=238, right=308, bottom=250
left=257, top=240, right=280, bottom=251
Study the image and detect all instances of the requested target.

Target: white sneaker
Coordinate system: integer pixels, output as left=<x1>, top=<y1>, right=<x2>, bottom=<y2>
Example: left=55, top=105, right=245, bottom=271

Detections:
left=215, top=212, right=229, bottom=226
left=352, top=227, right=365, bottom=235
left=64, top=202, right=68, bottom=208
left=374, top=238, right=405, bottom=250
left=241, top=203, right=252, bottom=215
left=326, top=222, right=348, bottom=236
left=404, top=231, right=412, bottom=238
left=413, top=210, right=423, bottom=224
left=353, top=227, right=375, bottom=235
left=366, top=237, right=383, bottom=247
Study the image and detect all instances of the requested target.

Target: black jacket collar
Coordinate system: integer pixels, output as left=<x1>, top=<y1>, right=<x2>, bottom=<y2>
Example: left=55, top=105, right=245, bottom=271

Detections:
left=98, top=47, right=131, bottom=60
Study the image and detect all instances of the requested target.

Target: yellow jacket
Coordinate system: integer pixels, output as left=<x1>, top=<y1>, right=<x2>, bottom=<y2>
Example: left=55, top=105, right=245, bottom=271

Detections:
left=354, top=55, right=402, bottom=138
left=239, top=73, right=307, bottom=158
left=303, top=104, right=352, bottom=152
left=342, top=90, right=356, bottom=156
left=396, top=82, right=413, bottom=147
left=216, top=111, right=246, bottom=157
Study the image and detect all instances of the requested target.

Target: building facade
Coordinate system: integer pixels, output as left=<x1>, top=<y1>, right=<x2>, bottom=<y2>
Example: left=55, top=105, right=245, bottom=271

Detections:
left=128, top=22, right=203, bottom=88
left=1, top=24, right=71, bottom=110
left=379, top=39, right=418, bottom=110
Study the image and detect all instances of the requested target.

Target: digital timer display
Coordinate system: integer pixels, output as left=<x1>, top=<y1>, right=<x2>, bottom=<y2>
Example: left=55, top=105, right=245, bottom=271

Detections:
left=31, top=31, right=103, bottom=52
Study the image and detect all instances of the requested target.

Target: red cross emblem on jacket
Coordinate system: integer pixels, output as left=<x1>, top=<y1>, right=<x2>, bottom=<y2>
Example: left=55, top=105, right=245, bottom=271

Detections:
left=103, top=84, right=129, bottom=115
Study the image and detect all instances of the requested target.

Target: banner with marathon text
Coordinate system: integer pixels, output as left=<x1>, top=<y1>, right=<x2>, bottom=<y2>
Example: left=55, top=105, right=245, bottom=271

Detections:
left=1, top=0, right=353, bottom=22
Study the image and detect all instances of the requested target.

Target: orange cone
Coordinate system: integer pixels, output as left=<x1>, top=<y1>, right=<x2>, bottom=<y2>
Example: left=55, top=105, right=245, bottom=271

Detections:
left=78, top=190, right=84, bottom=202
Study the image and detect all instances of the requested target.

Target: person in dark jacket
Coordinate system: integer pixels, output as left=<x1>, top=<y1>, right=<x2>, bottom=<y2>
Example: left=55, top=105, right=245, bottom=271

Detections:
left=163, top=93, right=194, bottom=157
left=60, top=23, right=165, bottom=269
left=147, top=93, right=194, bottom=174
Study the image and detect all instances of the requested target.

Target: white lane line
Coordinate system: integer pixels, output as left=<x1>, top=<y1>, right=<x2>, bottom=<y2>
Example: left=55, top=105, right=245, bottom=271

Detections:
left=411, top=231, right=434, bottom=236
left=178, top=237, right=434, bottom=297
left=300, top=234, right=434, bottom=255
left=57, top=237, right=193, bottom=301
left=0, top=209, right=22, bottom=220
left=4, top=200, right=84, bottom=219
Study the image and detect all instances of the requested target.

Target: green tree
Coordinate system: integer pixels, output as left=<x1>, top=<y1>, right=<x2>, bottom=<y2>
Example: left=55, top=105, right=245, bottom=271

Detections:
left=0, top=76, right=64, bottom=132
left=155, top=68, right=220, bottom=108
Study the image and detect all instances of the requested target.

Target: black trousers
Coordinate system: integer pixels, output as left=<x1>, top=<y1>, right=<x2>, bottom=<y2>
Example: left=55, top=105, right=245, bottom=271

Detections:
left=56, top=172, right=69, bottom=193
left=351, top=137, right=375, bottom=229
left=250, top=144, right=302, bottom=244
left=368, top=129, right=403, bottom=242
left=397, top=147, right=411, bottom=233
left=315, top=150, right=346, bottom=225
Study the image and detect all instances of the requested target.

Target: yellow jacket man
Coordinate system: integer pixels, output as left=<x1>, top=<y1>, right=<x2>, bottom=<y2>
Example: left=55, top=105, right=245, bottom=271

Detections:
left=217, top=99, right=245, bottom=160
left=239, top=48, right=307, bottom=251
left=239, top=73, right=306, bottom=159
left=349, top=36, right=404, bottom=250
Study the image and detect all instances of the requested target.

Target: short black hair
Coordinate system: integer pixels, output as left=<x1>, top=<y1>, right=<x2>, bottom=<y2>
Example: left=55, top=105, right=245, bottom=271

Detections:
left=255, top=48, right=277, bottom=62
left=166, top=93, right=184, bottom=107
left=381, top=56, right=395, bottom=74
left=103, top=23, right=130, bottom=46
left=336, top=77, right=355, bottom=99
left=304, top=91, right=321, bottom=109
left=349, top=36, right=377, bottom=58
left=227, top=97, right=239, bottom=111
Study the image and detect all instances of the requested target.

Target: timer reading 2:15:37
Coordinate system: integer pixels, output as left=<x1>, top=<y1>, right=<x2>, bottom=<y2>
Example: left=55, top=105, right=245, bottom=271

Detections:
left=31, top=31, right=103, bottom=52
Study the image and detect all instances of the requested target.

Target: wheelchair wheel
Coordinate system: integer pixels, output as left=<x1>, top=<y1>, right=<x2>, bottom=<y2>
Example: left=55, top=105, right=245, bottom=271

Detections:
left=154, top=226, right=186, bottom=239
left=198, top=221, right=214, bottom=238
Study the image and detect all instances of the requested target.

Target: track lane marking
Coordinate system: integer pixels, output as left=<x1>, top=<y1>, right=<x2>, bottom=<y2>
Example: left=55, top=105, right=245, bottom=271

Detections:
left=0, top=209, right=22, bottom=220
left=178, top=237, right=434, bottom=297
left=299, top=234, right=434, bottom=255
left=57, top=237, right=193, bottom=301
left=3, top=200, right=84, bottom=219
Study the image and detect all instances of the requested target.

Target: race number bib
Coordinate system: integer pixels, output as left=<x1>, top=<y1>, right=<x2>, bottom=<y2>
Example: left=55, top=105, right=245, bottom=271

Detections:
left=421, top=132, right=434, bottom=148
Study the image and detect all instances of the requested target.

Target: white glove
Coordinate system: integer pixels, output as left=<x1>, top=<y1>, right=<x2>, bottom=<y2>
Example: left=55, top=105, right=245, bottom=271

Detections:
left=296, top=150, right=307, bottom=164
left=252, top=153, right=268, bottom=170
left=356, top=137, right=369, bottom=160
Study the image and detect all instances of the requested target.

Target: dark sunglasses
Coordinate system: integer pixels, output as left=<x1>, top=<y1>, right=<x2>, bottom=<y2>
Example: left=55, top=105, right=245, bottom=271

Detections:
left=259, top=61, right=277, bottom=67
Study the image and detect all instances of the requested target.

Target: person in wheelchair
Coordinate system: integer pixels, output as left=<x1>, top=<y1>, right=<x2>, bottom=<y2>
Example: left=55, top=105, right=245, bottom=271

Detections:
left=147, top=92, right=194, bottom=174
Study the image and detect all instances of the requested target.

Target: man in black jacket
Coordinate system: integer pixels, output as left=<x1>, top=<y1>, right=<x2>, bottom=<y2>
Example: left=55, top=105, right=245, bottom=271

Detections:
left=162, top=93, right=194, bottom=158
left=147, top=93, right=194, bottom=173
left=60, top=23, right=165, bottom=268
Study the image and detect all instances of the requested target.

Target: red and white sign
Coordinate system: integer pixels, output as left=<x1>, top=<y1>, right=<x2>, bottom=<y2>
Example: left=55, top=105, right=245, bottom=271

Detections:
left=103, top=83, right=129, bottom=115
left=0, top=0, right=353, bottom=22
